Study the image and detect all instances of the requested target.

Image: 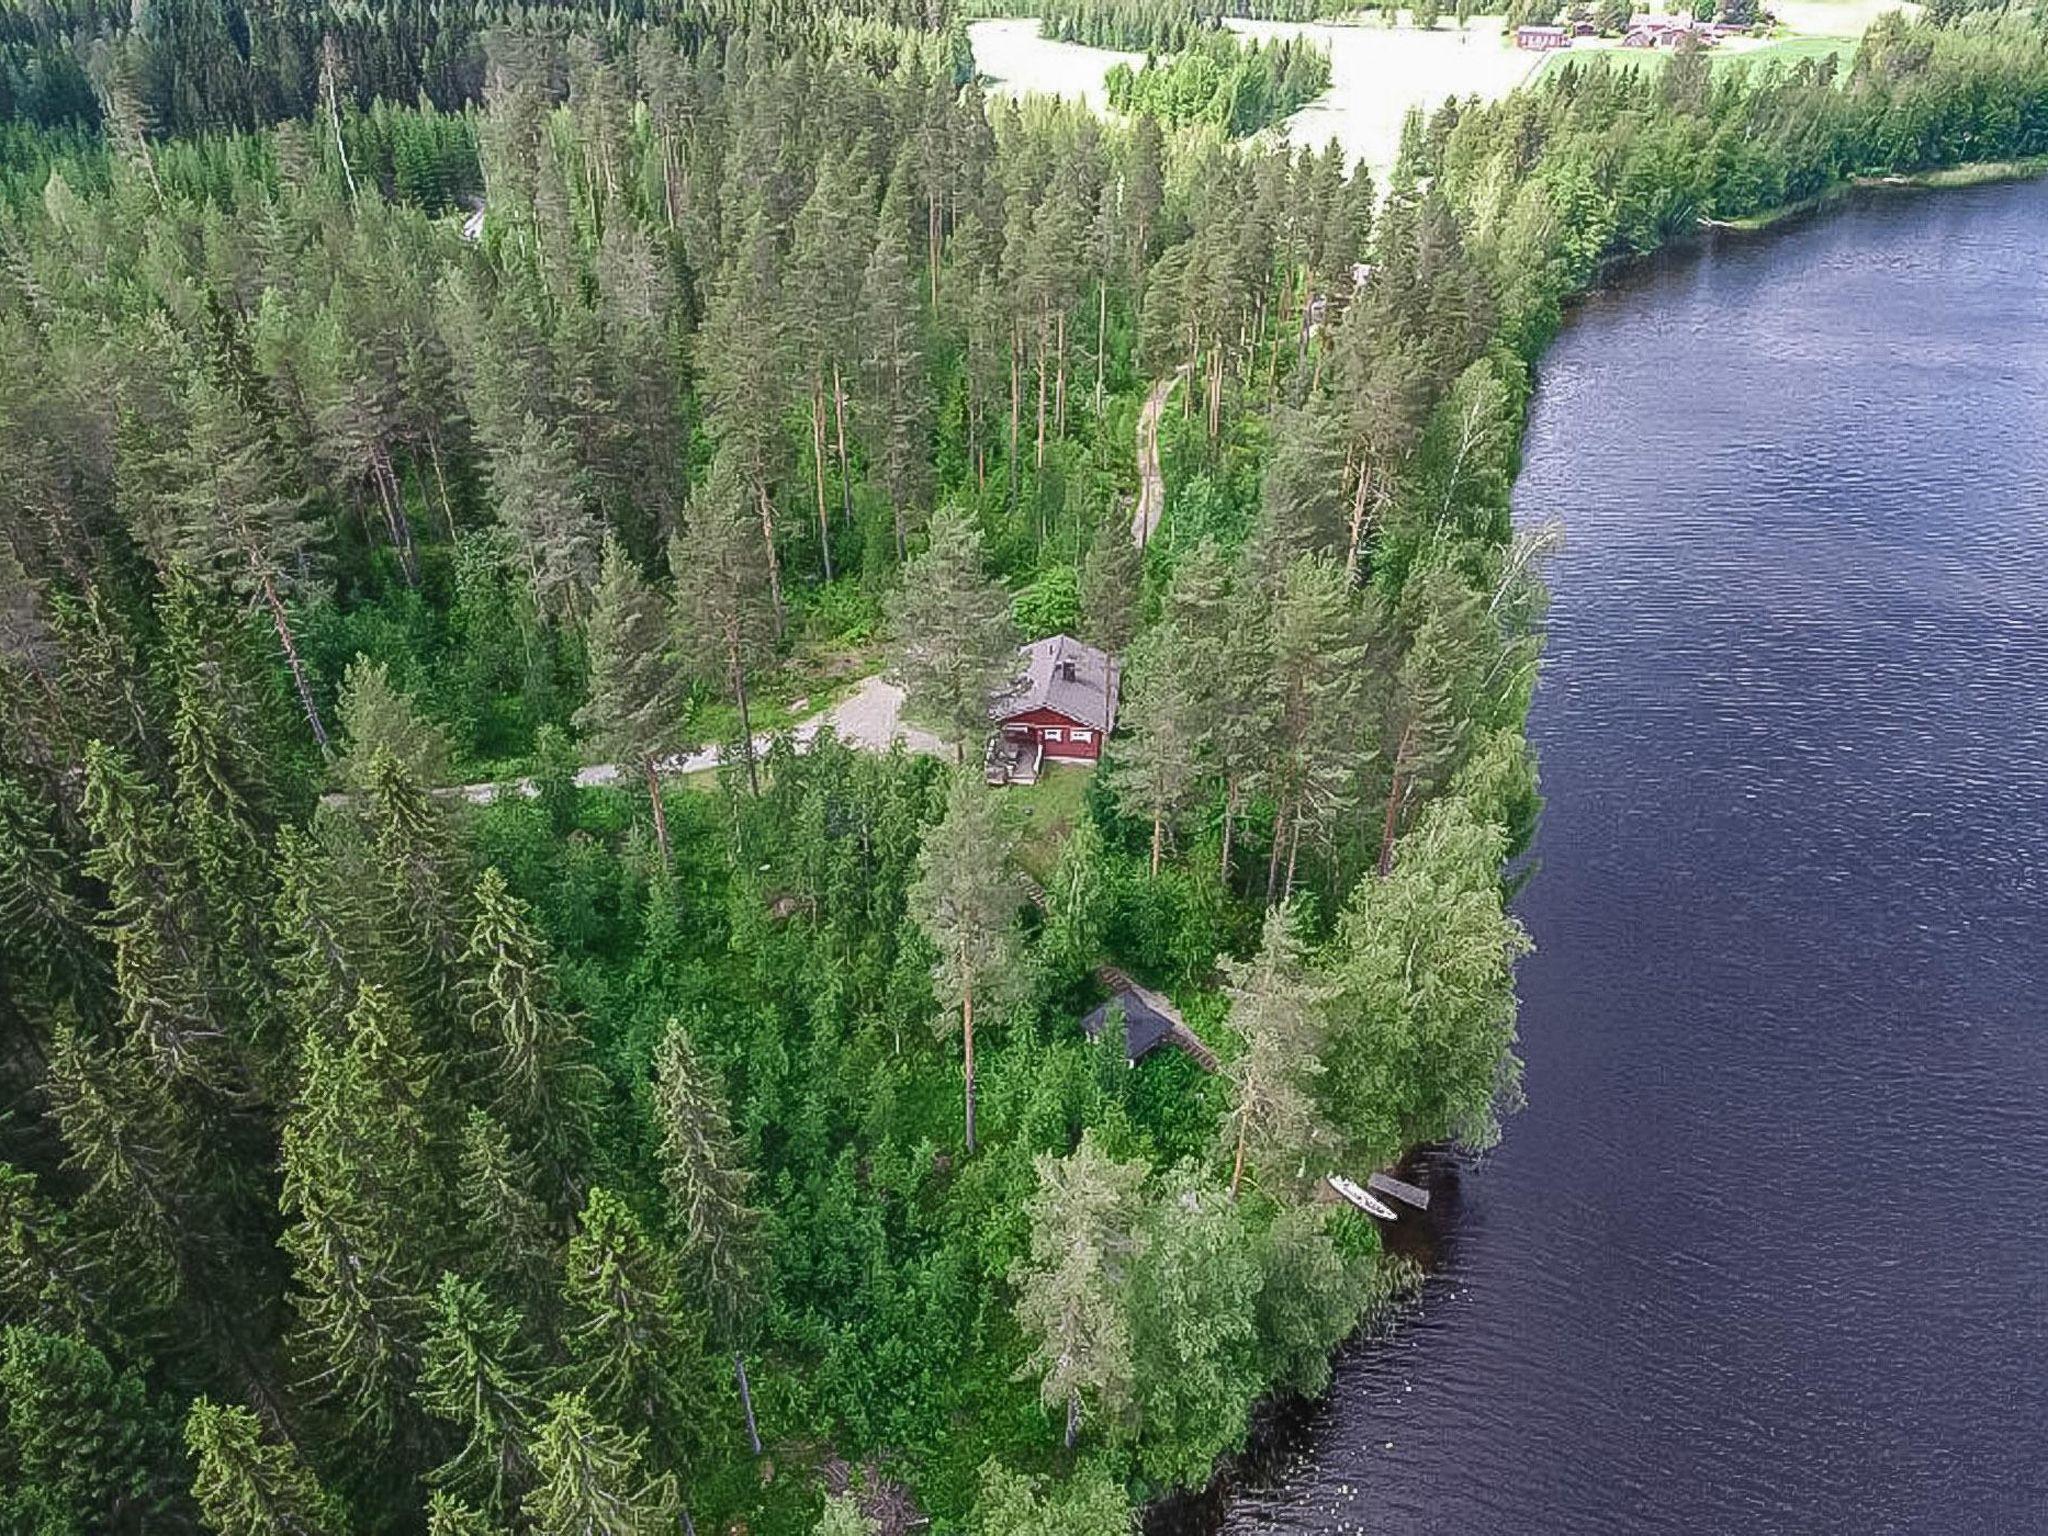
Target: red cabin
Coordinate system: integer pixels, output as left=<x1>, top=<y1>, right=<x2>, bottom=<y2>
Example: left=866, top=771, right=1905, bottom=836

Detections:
left=987, top=635, right=1120, bottom=785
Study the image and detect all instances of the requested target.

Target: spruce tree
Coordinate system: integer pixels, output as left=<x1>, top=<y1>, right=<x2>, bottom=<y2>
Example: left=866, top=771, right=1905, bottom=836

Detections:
left=418, top=1272, right=545, bottom=1516
left=576, top=535, right=689, bottom=865
left=184, top=1399, right=344, bottom=1536
left=886, top=505, right=1019, bottom=762
left=455, top=1108, right=561, bottom=1322
left=906, top=769, right=1023, bottom=1155
left=80, top=742, right=222, bottom=1090
left=337, top=658, right=451, bottom=796
left=0, top=1324, right=186, bottom=1534
left=650, top=1022, right=765, bottom=1457
left=460, top=869, right=597, bottom=1199
left=521, top=1392, right=680, bottom=1536
left=278, top=985, right=442, bottom=1442
left=560, top=1186, right=707, bottom=1471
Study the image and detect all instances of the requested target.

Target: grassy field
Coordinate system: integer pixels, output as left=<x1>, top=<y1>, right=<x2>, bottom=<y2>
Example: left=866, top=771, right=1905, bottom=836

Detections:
left=1529, top=32, right=1857, bottom=86
left=1008, top=763, right=1095, bottom=885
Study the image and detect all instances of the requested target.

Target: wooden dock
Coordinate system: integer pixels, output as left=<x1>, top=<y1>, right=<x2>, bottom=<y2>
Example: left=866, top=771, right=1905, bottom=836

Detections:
left=1367, top=1170, right=1431, bottom=1211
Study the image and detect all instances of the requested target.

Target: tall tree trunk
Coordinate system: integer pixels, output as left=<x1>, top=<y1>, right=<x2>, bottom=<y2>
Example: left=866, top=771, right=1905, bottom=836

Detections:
left=730, top=641, right=759, bottom=797
left=1009, top=319, right=1023, bottom=511
left=426, top=431, right=457, bottom=541
left=962, top=968, right=977, bottom=1154
left=831, top=363, right=855, bottom=529
left=810, top=381, right=834, bottom=582
left=1284, top=812, right=1303, bottom=899
left=1377, top=729, right=1414, bottom=877
left=1094, top=280, right=1108, bottom=414
left=644, top=757, right=672, bottom=868
left=1065, top=1390, right=1081, bottom=1451
left=733, top=1353, right=762, bottom=1457
left=1346, top=461, right=1374, bottom=581
left=755, top=483, right=785, bottom=637
left=1149, top=810, right=1163, bottom=879
left=1221, top=773, right=1240, bottom=885
left=1265, top=796, right=1289, bottom=905
left=257, top=571, right=329, bottom=750
left=1229, top=1117, right=1249, bottom=1200
left=1034, top=317, right=1049, bottom=473
left=1054, top=309, right=1068, bottom=441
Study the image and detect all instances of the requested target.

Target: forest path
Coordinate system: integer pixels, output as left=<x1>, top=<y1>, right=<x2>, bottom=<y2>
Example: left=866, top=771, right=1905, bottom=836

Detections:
left=336, top=675, right=949, bottom=810
left=1131, top=368, right=1185, bottom=549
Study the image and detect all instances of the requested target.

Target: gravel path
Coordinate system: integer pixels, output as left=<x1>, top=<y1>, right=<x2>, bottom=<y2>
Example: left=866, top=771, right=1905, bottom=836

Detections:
left=1132, top=369, right=1182, bottom=549
left=440, top=674, right=949, bottom=806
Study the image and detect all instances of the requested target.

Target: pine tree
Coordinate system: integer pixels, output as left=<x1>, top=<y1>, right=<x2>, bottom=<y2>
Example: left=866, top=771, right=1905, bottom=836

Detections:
left=1078, top=521, right=1140, bottom=723
left=697, top=202, right=791, bottom=633
left=184, top=1399, right=344, bottom=1536
left=906, top=769, right=1023, bottom=1155
left=460, top=869, right=597, bottom=1197
left=1012, top=1130, right=1147, bottom=1450
left=521, top=1392, right=680, bottom=1536
left=168, top=377, right=333, bottom=749
left=650, top=1022, right=765, bottom=1457
left=1219, top=903, right=1329, bottom=1200
left=886, top=505, right=1020, bottom=762
left=1264, top=555, right=1372, bottom=902
left=860, top=170, right=935, bottom=562
left=672, top=444, right=777, bottom=797
left=560, top=1186, right=706, bottom=1470
left=493, top=414, right=602, bottom=628
left=576, top=536, right=689, bottom=866
left=790, top=149, right=876, bottom=581
left=1106, top=625, right=1205, bottom=878
left=418, top=1272, right=545, bottom=1516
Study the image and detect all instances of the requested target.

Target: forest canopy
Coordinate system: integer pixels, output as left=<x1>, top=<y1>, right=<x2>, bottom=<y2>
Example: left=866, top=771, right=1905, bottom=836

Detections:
left=4, top=2, right=2048, bottom=1534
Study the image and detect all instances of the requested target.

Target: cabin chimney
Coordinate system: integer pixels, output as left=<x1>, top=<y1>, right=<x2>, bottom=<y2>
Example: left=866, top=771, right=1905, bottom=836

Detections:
left=1061, top=660, right=1077, bottom=682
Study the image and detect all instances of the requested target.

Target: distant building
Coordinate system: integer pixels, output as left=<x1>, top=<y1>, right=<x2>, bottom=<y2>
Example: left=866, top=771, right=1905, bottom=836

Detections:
left=1515, top=23, right=1571, bottom=48
left=986, top=635, right=1118, bottom=785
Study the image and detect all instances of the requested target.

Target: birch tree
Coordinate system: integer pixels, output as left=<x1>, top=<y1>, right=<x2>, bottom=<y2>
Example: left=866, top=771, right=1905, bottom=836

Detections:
left=1218, top=903, right=1328, bottom=1199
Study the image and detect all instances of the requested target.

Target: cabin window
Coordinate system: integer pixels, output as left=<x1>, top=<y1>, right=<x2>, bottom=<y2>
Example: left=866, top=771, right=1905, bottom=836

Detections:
left=1071, top=730, right=1093, bottom=745
left=1043, top=727, right=1064, bottom=742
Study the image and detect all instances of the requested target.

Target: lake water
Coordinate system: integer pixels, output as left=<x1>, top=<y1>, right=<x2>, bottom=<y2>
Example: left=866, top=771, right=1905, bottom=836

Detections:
left=1200, top=180, right=2048, bottom=1532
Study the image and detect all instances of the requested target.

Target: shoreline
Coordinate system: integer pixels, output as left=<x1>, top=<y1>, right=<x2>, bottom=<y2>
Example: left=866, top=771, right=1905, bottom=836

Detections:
left=1704, top=154, right=2048, bottom=230
left=1147, top=150, right=2047, bottom=1536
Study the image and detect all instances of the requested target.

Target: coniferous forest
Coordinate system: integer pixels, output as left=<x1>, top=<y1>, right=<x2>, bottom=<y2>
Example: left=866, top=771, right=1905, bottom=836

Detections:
left=4, top=0, right=2048, bottom=1531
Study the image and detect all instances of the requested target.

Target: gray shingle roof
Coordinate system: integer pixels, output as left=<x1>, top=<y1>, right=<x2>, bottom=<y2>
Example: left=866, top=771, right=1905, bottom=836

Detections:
left=992, top=635, right=1120, bottom=733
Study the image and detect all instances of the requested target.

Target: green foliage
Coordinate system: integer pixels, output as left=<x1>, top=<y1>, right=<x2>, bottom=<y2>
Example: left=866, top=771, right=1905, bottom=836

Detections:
left=1105, top=33, right=1332, bottom=136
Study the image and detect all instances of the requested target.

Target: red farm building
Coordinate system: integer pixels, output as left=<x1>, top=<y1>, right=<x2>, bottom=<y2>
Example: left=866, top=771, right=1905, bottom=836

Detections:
left=986, top=635, right=1119, bottom=786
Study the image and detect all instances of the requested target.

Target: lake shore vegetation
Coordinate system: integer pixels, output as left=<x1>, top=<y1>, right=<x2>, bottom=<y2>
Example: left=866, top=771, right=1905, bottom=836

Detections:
left=3, top=2, right=2048, bottom=1534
